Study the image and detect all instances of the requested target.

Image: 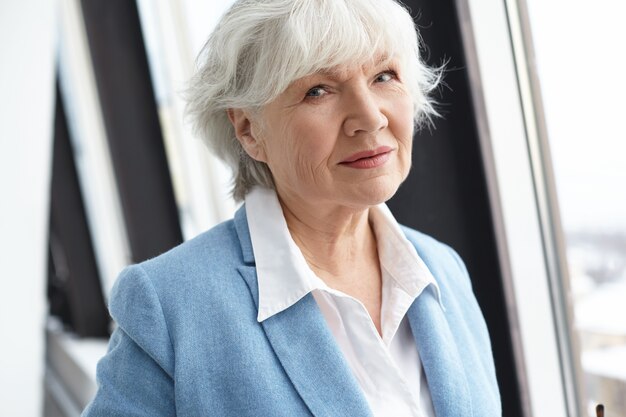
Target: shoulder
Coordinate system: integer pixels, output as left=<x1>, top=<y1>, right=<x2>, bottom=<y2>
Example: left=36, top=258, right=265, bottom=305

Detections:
left=397, top=225, right=492, bottom=351
left=107, top=217, right=251, bottom=341
left=141, top=218, right=242, bottom=278
left=398, top=225, right=452, bottom=257
left=113, top=218, right=247, bottom=300
left=399, top=224, right=456, bottom=259
left=398, top=225, right=472, bottom=292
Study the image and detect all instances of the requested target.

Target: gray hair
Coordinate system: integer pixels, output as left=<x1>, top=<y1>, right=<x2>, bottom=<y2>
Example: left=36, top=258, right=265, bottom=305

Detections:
left=186, top=0, right=442, bottom=201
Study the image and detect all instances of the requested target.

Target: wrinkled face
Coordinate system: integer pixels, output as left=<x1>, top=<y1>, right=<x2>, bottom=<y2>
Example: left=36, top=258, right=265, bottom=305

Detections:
left=243, top=57, right=414, bottom=209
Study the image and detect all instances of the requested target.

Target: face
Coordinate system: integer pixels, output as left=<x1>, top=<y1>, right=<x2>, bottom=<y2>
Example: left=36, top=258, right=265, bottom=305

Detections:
left=233, top=57, right=415, bottom=210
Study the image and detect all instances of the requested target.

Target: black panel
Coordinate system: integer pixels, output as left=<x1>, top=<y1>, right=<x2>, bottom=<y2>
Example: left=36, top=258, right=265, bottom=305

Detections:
left=388, top=1, right=524, bottom=415
left=48, top=82, right=109, bottom=338
left=80, top=0, right=183, bottom=262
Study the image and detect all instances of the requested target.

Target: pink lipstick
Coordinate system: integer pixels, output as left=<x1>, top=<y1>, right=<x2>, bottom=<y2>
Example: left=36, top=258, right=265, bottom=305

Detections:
left=339, top=146, right=393, bottom=169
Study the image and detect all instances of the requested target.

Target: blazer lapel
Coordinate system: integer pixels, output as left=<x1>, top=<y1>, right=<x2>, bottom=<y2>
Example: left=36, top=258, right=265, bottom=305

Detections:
left=234, top=206, right=373, bottom=417
left=407, top=286, right=473, bottom=417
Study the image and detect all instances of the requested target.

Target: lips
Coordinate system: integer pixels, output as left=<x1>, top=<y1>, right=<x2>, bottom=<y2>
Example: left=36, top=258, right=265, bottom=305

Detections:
left=340, top=146, right=393, bottom=163
left=339, top=146, right=394, bottom=169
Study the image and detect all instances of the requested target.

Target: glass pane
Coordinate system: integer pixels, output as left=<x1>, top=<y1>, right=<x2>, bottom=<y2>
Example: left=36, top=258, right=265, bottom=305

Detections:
left=136, top=0, right=238, bottom=238
left=524, top=1, right=626, bottom=415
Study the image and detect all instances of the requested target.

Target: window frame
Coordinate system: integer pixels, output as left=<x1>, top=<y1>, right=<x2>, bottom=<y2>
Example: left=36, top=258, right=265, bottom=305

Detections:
left=58, top=0, right=130, bottom=298
left=458, top=0, right=583, bottom=414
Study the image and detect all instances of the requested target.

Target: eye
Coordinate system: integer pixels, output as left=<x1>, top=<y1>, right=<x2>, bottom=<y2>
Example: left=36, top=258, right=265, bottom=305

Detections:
left=305, top=86, right=328, bottom=98
left=375, top=70, right=397, bottom=83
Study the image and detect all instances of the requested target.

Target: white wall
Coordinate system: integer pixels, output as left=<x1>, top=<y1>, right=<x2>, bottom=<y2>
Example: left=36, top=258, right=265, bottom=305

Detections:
left=0, top=1, right=57, bottom=416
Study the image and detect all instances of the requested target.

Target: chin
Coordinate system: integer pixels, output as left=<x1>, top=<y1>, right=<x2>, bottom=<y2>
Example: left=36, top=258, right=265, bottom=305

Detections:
left=344, top=177, right=401, bottom=208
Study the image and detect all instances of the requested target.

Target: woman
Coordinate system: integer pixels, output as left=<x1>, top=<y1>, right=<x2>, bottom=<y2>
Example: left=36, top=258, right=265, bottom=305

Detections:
left=83, top=0, right=501, bottom=416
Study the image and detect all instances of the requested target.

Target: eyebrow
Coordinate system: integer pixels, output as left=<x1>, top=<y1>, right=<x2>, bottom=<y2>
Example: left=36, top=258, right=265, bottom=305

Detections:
left=285, top=54, right=397, bottom=94
left=308, top=55, right=395, bottom=81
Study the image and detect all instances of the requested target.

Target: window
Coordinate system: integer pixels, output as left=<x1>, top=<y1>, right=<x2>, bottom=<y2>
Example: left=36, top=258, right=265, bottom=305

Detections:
left=524, top=0, right=626, bottom=414
left=467, top=0, right=626, bottom=414
left=136, top=0, right=238, bottom=239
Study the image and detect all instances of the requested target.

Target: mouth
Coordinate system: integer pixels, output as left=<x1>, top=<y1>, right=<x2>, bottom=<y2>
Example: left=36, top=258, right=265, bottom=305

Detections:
left=339, top=146, right=394, bottom=169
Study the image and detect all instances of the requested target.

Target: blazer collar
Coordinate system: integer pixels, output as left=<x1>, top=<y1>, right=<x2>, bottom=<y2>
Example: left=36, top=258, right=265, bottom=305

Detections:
left=407, top=287, right=473, bottom=417
left=405, top=233, right=474, bottom=417
left=234, top=205, right=373, bottom=417
left=234, top=205, right=255, bottom=264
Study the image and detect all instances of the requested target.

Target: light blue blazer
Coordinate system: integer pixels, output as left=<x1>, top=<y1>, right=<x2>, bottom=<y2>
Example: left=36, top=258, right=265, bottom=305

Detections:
left=83, top=206, right=501, bottom=416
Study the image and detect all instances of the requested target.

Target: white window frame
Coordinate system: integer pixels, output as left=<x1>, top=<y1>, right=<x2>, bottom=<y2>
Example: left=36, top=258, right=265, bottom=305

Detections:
left=456, top=0, right=583, bottom=415
left=58, top=0, right=131, bottom=298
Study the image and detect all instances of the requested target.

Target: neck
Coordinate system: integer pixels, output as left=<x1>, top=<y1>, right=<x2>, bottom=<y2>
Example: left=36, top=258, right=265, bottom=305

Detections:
left=276, top=190, right=378, bottom=282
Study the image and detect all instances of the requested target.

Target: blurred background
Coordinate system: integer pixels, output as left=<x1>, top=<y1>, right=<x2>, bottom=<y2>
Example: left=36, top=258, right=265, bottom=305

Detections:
left=0, top=0, right=624, bottom=416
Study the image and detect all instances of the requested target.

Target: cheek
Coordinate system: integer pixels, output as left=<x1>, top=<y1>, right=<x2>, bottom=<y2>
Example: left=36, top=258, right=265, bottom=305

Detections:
left=391, top=102, right=415, bottom=150
left=399, top=99, right=416, bottom=139
left=288, top=112, right=338, bottom=173
left=263, top=119, right=331, bottom=185
left=389, top=98, right=415, bottom=178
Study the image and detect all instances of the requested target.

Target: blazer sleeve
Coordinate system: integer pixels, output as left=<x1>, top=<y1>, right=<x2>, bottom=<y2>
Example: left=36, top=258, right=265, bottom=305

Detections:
left=82, top=265, right=176, bottom=417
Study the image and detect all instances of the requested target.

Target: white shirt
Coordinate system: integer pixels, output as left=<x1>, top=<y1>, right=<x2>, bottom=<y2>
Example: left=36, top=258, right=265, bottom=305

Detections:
left=245, top=187, right=441, bottom=417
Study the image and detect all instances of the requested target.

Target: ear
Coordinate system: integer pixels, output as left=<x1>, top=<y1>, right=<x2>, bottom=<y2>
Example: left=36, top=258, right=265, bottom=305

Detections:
left=227, top=109, right=267, bottom=162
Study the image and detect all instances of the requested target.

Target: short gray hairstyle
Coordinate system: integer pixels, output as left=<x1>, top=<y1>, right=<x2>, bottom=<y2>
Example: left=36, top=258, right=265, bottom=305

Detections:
left=186, top=0, right=442, bottom=201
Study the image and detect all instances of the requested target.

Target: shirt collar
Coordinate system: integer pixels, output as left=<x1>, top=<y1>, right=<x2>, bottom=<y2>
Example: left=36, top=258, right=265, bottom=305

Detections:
left=368, top=204, right=442, bottom=305
left=245, top=186, right=442, bottom=322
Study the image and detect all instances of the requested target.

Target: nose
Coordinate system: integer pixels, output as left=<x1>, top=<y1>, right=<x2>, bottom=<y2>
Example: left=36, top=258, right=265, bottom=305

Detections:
left=342, top=88, right=388, bottom=137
